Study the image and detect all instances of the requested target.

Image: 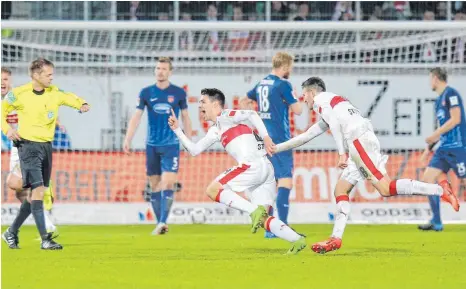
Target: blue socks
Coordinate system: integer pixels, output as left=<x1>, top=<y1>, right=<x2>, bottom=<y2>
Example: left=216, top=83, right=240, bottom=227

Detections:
left=277, top=187, right=290, bottom=224
left=160, top=190, right=174, bottom=224
left=150, top=191, right=162, bottom=222
left=428, top=195, right=442, bottom=225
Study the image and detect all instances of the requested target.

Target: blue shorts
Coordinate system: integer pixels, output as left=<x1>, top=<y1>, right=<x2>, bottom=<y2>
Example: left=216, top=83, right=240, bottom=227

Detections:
left=428, top=147, right=466, bottom=178
left=146, top=144, right=180, bottom=176
left=268, top=150, right=293, bottom=179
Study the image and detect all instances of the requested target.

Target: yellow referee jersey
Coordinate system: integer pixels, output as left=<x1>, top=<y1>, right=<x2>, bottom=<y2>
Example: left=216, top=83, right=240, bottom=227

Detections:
left=1, top=82, right=87, bottom=142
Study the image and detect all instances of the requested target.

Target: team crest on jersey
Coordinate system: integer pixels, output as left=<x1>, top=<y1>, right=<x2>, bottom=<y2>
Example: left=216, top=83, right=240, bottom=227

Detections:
left=6, top=91, right=16, bottom=104
left=47, top=111, right=54, bottom=119
left=167, top=96, right=175, bottom=103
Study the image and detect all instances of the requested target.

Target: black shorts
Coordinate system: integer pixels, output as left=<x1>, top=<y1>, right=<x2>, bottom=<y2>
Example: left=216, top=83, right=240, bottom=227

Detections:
left=16, top=139, right=52, bottom=190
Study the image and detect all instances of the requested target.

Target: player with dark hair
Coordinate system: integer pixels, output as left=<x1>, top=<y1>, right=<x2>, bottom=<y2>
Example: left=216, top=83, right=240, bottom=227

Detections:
left=272, top=76, right=460, bottom=254
left=240, top=52, right=303, bottom=238
left=169, top=88, right=307, bottom=255
left=417, top=67, right=466, bottom=231
left=2, top=58, right=90, bottom=250
left=124, top=57, right=192, bottom=235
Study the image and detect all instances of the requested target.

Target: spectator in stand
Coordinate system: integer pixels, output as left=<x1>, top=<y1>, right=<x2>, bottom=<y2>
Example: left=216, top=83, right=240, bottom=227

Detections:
left=293, top=2, right=310, bottom=21
left=436, top=2, right=448, bottom=20
left=179, top=12, right=194, bottom=51
left=381, top=1, right=411, bottom=20
left=423, top=10, right=435, bottom=20
left=206, top=3, right=219, bottom=52
left=227, top=5, right=249, bottom=51
left=271, top=1, right=289, bottom=21
left=422, top=11, right=437, bottom=62
left=158, top=12, right=169, bottom=21
left=453, top=12, right=466, bottom=63
left=332, top=1, right=354, bottom=21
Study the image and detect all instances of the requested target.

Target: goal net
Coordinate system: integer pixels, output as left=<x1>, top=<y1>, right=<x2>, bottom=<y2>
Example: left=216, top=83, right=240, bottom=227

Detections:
left=2, top=21, right=465, bottom=224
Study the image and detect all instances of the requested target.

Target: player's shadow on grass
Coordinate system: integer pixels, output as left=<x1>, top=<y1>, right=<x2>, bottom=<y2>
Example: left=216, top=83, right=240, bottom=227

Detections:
left=323, top=247, right=411, bottom=257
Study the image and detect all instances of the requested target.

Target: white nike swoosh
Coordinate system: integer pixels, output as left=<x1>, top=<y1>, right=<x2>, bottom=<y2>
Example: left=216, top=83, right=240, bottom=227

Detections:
left=150, top=98, right=158, bottom=101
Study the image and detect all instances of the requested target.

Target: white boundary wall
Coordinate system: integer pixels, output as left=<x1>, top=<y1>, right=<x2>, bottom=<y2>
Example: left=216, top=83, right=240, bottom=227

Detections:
left=2, top=202, right=465, bottom=225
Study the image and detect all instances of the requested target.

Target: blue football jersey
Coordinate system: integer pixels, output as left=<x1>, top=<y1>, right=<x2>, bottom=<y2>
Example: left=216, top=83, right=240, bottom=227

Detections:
left=435, top=86, right=466, bottom=149
left=247, top=74, right=297, bottom=143
left=137, top=83, right=187, bottom=146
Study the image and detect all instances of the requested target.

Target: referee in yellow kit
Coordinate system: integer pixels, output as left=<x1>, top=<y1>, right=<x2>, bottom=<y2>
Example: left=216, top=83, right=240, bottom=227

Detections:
left=1, top=58, right=90, bottom=250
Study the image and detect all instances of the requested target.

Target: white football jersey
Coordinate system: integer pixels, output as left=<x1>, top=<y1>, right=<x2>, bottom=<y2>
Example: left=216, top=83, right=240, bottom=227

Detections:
left=174, top=109, right=268, bottom=163
left=313, top=91, right=371, bottom=141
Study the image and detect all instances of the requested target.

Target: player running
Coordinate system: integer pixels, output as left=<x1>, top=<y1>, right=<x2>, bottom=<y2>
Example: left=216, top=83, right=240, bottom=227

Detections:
left=1, top=67, right=57, bottom=239
left=417, top=68, right=466, bottom=231
left=169, top=88, right=307, bottom=255
left=272, top=77, right=460, bottom=254
left=241, top=52, right=303, bottom=238
left=124, top=57, right=192, bottom=235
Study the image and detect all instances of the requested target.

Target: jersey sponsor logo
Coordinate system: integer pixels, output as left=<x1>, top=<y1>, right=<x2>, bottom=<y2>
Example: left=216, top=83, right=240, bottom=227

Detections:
left=152, top=103, right=172, bottom=114
left=449, top=96, right=459, bottom=106
left=168, top=96, right=175, bottom=103
left=6, top=91, right=16, bottom=104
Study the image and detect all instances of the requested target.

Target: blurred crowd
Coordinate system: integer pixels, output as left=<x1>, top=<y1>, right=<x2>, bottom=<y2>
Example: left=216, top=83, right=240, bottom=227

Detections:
left=2, top=1, right=466, bottom=21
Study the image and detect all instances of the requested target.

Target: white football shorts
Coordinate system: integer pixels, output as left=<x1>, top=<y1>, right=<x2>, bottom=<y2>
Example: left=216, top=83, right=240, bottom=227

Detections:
left=215, top=156, right=276, bottom=207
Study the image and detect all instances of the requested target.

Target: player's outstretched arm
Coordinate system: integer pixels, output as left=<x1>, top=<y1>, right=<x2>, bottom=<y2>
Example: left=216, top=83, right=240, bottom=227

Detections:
left=169, top=109, right=218, bottom=156
left=275, top=120, right=329, bottom=153
left=57, top=88, right=89, bottom=112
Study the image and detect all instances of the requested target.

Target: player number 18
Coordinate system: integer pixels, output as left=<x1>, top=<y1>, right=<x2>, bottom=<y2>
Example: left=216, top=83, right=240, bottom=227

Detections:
left=257, top=86, right=270, bottom=112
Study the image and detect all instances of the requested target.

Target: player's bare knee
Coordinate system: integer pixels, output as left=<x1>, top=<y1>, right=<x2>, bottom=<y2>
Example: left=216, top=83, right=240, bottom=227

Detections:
left=30, top=186, right=46, bottom=200
left=206, top=182, right=222, bottom=200
left=277, top=178, right=293, bottom=189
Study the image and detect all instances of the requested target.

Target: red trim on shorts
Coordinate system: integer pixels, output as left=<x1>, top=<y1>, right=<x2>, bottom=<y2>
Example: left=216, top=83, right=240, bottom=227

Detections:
left=215, top=189, right=223, bottom=202
left=218, top=164, right=251, bottom=185
left=353, top=139, right=384, bottom=180
left=265, top=216, right=274, bottom=232
left=389, top=180, right=398, bottom=196
left=229, top=110, right=236, bottom=116
left=336, top=195, right=349, bottom=203
left=220, top=124, right=253, bottom=147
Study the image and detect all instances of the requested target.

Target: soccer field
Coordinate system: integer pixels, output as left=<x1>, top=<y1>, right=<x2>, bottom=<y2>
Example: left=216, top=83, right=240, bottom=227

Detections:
left=2, top=224, right=465, bottom=289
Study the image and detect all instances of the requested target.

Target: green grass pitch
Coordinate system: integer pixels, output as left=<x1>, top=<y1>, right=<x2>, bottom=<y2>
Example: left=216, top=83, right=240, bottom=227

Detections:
left=2, top=224, right=465, bottom=289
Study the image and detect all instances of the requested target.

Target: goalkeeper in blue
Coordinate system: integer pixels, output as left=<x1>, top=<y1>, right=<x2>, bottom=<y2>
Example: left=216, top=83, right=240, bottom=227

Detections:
left=124, top=57, right=192, bottom=235
left=240, top=52, right=303, bottom=238
left=418, top=67, right=466, bottom=231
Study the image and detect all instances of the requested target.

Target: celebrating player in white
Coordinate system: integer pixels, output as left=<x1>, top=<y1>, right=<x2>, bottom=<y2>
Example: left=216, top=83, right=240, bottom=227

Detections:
left=168, top=88, right=307, bottom=255
left=273, top=77, right=460, bottom=254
